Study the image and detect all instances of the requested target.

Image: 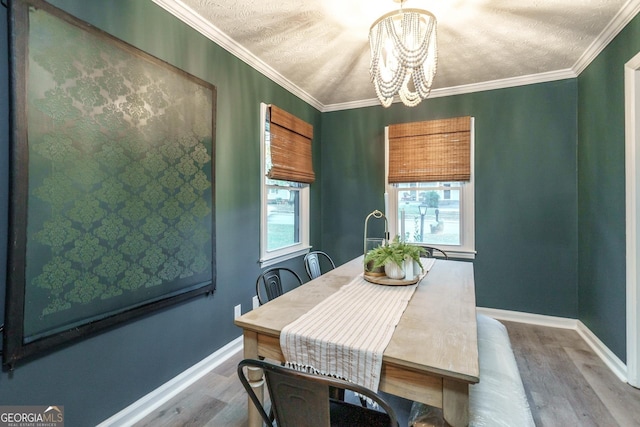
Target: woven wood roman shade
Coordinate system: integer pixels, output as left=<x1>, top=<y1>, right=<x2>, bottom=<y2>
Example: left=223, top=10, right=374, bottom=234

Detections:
left=267, top=105, right=315, bottom=184
left=388, top=116, right=471, bottom=183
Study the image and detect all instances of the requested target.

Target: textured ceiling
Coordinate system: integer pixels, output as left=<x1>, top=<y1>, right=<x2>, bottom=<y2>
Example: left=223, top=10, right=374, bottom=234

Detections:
left=155, top=0, right=640, bottom=110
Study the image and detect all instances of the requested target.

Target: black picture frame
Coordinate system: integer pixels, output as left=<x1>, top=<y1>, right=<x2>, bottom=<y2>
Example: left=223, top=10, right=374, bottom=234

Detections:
left=3, top=0, right=217, bottom=368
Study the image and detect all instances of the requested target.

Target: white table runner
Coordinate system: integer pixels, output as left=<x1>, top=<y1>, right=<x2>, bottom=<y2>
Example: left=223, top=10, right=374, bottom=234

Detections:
left=280, top=258, right=436, bottom=392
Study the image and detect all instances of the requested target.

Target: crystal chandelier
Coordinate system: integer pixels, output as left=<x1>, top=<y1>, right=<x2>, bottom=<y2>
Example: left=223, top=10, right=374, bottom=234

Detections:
left=369, top=1, right=438, bottom=107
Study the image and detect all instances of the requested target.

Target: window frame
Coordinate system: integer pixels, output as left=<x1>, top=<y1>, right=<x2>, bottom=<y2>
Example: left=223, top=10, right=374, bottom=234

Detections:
left=259, top=103, right=310, bottom=267
left=384, top=121, right=476, bottom=259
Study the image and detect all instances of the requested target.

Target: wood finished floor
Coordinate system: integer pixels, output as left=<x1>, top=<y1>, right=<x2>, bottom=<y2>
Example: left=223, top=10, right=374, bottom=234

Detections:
left=134, top=321, right=640, bottom=426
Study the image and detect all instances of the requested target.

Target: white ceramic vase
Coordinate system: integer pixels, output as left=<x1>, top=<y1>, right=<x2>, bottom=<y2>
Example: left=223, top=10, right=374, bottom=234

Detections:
left=414, top=260, right=423, bottom=275
left=403, top=257, right=414, bottom=280
left=384, top=261, right=405, bottom=280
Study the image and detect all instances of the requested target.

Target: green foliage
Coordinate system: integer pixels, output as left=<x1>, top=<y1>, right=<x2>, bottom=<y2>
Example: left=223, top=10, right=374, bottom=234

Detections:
left=413, top=216, right=420, bottom=242
left=364, top=236, right=426, bottom=269
left=420, top=190, right=440, bottom=208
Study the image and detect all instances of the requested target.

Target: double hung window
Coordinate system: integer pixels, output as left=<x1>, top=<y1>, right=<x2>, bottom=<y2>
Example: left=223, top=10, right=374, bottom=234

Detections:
left=259, top=103, right=313, bottom=266
left=385, top=117, right=475, bottom=258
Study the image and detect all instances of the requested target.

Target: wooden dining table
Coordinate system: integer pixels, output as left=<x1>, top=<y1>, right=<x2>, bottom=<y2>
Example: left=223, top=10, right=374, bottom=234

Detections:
left=234, top=256, right=479, bottom=427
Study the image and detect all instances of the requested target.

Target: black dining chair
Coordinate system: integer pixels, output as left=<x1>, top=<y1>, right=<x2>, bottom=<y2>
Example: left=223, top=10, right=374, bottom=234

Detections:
left=303, top=251, right=336, bottom=280
left=255, top=267, right=303, bottom=306
left=238, top=358, right=399, bottom=427
left=418, top=245, right=448, bottom=259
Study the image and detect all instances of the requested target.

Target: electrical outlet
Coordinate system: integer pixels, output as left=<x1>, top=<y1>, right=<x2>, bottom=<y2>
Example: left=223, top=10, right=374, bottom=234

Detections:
left=234, top=304, right=241, bottom=319
left=252, top=296, right=259, bottom=310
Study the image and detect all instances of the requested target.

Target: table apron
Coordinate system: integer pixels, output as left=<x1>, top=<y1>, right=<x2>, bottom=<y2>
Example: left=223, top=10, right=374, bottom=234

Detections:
left=380, top=362, right=444, bottom=407
left=257, top=333, right=284, bottom=361
left=251, top=331, right=470, bottom=413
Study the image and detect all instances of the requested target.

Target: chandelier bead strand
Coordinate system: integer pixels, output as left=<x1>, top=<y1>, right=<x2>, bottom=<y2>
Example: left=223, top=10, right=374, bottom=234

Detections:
left=369, top=3, right=437, bottom=107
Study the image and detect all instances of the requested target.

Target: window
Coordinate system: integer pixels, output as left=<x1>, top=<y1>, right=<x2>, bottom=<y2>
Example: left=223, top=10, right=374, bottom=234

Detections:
left=384, top=118, right=475, bottom=258
left=260, top=103, right=311, bottom=266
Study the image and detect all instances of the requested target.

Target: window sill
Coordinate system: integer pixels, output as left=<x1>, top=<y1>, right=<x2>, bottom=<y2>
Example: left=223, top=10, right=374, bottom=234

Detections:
left=260, top=246, right=311, bottom=268
left=442, top=249, right=476, bottom=260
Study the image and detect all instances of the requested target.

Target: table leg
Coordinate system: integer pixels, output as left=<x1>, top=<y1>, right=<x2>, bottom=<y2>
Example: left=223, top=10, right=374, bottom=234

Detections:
left=243, top=331, right=264, bottom=427
left=442, top=378, right=469, bottom=427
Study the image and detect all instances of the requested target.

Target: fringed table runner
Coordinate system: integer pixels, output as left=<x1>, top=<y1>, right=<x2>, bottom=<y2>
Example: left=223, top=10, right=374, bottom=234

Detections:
left=280, top=258, right=436, bottom=392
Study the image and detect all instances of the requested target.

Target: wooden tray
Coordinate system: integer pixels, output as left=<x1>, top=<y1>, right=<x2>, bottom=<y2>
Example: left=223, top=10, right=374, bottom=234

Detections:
left=363, top=272, right=422, bottom=286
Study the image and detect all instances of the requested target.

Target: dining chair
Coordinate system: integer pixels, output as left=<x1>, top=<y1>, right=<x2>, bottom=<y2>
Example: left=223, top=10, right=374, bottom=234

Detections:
left=303, top=251, right=336, bottom=280
left=255, top=267, right=303, bottom=306
left=418, top=245, right=448, bottom=259
left=238, top=358, right=399, bottom=427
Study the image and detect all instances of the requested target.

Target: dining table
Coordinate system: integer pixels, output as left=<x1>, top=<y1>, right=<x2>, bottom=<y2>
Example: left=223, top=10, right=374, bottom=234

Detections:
left=234, top=255, right=479, bottom=427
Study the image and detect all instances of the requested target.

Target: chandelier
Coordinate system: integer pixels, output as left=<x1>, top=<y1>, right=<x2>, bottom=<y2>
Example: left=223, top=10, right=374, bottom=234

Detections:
left=369, top=1, right=438, bottom=107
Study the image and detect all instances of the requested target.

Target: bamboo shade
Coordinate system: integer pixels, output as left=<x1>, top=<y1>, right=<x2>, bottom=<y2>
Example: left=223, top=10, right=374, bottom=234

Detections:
left=388, top=116, right=471, bottom=183
left=267, top=105, right=315, bottom=184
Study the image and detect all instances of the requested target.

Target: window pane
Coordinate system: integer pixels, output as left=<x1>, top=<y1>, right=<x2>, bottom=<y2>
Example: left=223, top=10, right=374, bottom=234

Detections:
left=267, top=187, right=300, bottom=251
left=396, top=183, right=460, bottom=246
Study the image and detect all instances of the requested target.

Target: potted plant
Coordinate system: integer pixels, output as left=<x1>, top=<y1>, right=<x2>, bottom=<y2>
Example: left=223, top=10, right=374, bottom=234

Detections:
left=364, top=236, right=426, bottom=280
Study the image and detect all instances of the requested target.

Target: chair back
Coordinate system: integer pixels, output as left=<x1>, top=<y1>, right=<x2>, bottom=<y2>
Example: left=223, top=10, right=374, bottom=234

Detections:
left=304, top=251, right=336, bottom=280
left=256, top=267, right=303, bottom=305
left=238, top=359, right=398, bottom=427
left=265, top=366, right=330, bottom=426
left=418, top=245, right=448, bottom=259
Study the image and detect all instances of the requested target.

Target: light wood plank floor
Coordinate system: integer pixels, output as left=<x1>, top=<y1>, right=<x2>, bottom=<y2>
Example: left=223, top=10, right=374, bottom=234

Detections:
left=504, top=321, right=640, bottom=427
left=135, top=321, right=640, bottom=426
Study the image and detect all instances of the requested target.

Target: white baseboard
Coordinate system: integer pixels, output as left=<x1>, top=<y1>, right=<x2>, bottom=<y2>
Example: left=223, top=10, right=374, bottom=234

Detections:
left=477, top=307, right=628, bottom=383
left=97, top=336, right=243, bottom=427
left=477, top=307, right=579, bottom=329
left=576, top=321, right=628, bottom=382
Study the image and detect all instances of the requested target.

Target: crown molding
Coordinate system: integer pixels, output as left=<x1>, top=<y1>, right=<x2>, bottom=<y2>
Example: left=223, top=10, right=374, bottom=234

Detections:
left=429, top=69, right=578, bottom=97
left=152, top=0, right=639, bottom=113
left=322, top=98, right=382, bottom=112
left=573, top=0, right=640, bottom=74
left=323, top=69, right=577, bottom=112
left=150, top=0, right=324, bottom=111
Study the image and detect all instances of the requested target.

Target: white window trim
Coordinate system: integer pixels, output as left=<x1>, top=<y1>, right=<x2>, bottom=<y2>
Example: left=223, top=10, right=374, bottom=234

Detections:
left=259, top=103, right=310, bottom=267
left=383, top=120, right=476, bottom=259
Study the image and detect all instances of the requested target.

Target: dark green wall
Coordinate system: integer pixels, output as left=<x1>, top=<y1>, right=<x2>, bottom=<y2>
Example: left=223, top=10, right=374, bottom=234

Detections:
left=321, top=82, right=579, bottom=318
left=0, top=0, right=319, bottom=424
left=578, top=13, right=640, bottom=362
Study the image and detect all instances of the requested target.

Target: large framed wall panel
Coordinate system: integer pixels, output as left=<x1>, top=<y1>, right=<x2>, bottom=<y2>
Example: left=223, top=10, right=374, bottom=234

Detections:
left=3, top=0, right=216, bottom=367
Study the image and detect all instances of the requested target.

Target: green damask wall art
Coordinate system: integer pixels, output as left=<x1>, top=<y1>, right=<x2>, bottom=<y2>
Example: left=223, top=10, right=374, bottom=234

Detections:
left=3, top=0, right=216, bottom=367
